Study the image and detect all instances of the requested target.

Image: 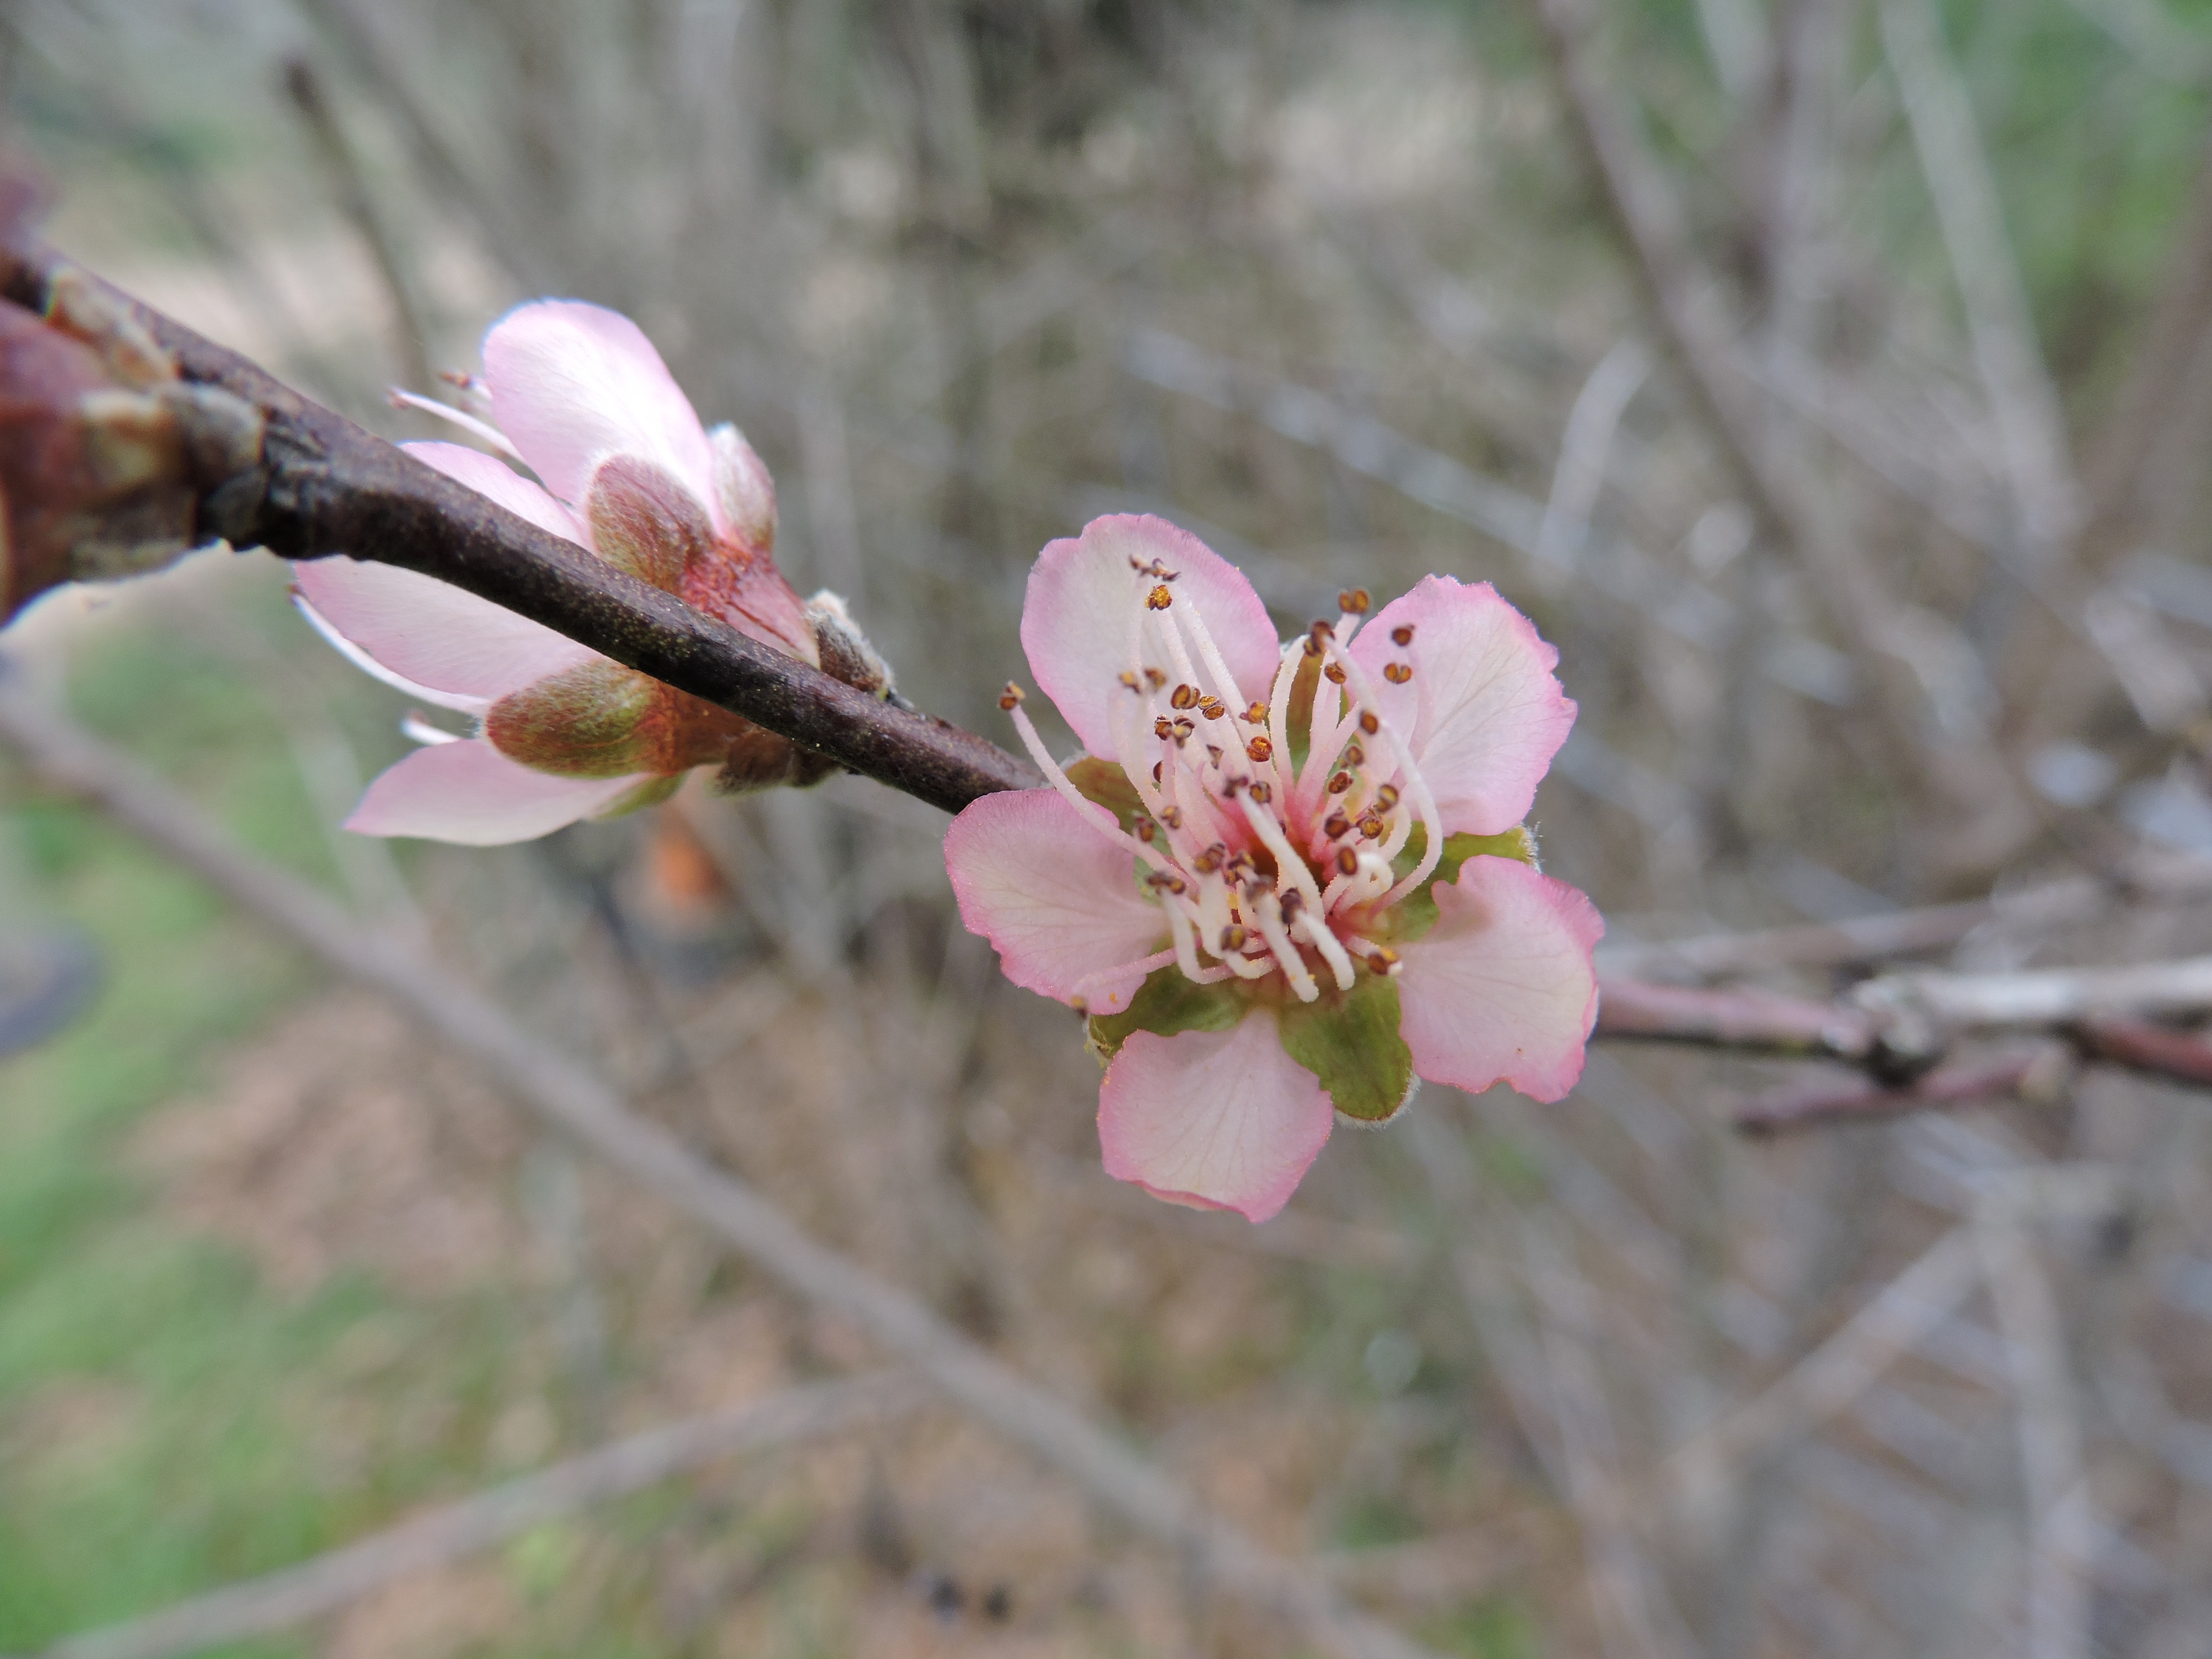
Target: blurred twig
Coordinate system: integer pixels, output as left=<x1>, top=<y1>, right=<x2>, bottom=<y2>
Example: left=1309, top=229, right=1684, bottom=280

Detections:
left=31, top=1374, right=924, bottom=1659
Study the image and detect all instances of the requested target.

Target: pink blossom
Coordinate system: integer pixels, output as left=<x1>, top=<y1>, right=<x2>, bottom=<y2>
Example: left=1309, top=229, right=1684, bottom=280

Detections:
left=295, top=300, right=825, bottom=845
left=944, top=515, right=1601, bottom=1223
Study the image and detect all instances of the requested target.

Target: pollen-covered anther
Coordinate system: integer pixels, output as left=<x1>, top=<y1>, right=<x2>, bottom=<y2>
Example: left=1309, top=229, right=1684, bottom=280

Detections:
left=1145, top=870, right=1188, bottom=895
left=1159, top=805, right=1183, bottom=829
left=1247, top=780, right=1274, bottom=805
left=1154, top=716, right=1176, bottom=741
left=1391, top=625, right=1415, bottom=647
left=1368, top=946, right=1402, bottom=976
left=1343, top=743, right=1365, bottom=767
left=1358, top=813, right=1386, bottom=840
left=1358, top=711, right=1380, bottom=736
left=1375, top=784, right=1401, bottom=809
left=1146, top=584, right=1174, bottom=610
left=1335, top=844, right=1360, bottom=876
left=1247, top=735, right=1273, bottom=762
left=1222, top=776, right=1246, bottom=799
left=1220, top=923, right=1249, bottom=952
left=1339, top=588, right=1371, bottom=614
left=1118, top=671, right=1142, bottom=692
left=1144, top=667, right=1167, bottom=689
left=1173, top=718, right=1195, bottom=741
left=998, top=681, right=1026, bottom=710
left=1206, top=745, right=1224, bottom=766
left=1383, top=662, right=1414, bottom=685
left=1137, top=819, right=1159, bottom=844
left=1327, top=770, right=1355, bottom=795
left=1193, top=844, right=1226, bottom=873
left=1241, top=701, right=1268, bottom=724
left=1201, top=698, right=1226, bottom=720
left=1303, top=635, right=1325, bottom=659
left=1324, top=809, right=1352, bottom=839
left=1170, top=683, right=1200, bottom=710
left=1278, top=887, right=1305, bottom=918
left=1323, top=661, right=1348, bottom=685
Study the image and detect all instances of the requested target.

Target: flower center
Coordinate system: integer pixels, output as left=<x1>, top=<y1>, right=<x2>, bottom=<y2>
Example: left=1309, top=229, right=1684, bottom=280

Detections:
left=1007, top=565, right=1441, bottom=1007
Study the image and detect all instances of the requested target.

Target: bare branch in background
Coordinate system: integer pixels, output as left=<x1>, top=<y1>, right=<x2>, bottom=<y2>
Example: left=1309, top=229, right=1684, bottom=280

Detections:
left=35, top=1375, right=924, bottom=1659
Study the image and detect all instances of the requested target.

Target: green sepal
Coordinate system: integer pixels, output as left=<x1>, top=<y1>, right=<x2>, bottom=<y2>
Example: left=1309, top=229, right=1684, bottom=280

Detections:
left=1066, top=755, right=1146, bottom=833
left=591, top=772, right=685, bottom=820
left=1278, top=972, right=1416, bottom=1123
left=1282, top=649, right=1321, bottom=771
left=1383, top=823, right=1539, bottom=941
left=1085, top=966, right=1244, bottom=1066
left=485, top=660, right=661, bottom=778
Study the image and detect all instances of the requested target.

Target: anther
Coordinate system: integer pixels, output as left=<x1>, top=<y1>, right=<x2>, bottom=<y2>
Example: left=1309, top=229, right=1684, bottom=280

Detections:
left=1225, top=851, right=1255, bottom=880
left=1278, top=888, right=1305, bottom=918
left=1327, top=770, right=1354, bottom=795
left=1201, top=698, right=1227, bottom=720
left=1222, top=776, right=1246, bottom=798
left=1339, top=588, right=1372, bottom=614
left=1247, top=735, right=1273, bottom=762
left=1303, top=635, right=1325, bottom=658
left=1324, top=809, right=1352, bottom=839
left=1144, top=667, right=1166, bottom=689
left=1193, top=844, right=1226, bottom=873
left=1160, top=806, right=1184, bottom=829
left=1335, top=845, right=1360, bottom=876
left=1220, top=924, right=1249, bottom=952
left=1391, top=624, right=1415, bottom=647
left=1358, top=813, right=1386, bottom=840
left=1154, top=717, right=1175, bottom=740
left=1151, top=762, right=1164, bottom=784
left=1323, top=661, right=1348, bottom=684
left=1170, top=683, right=1200, bottom=710
left=1145, top=870, right=1188, bottom=895
left=1138, top=820, right=1159, bottom=844
left=998, top=681, right=1026, bottom=710
left=1247, top=781, right=1274, bottom=805
left=1242, top=701, right=1268, bottom=724
left=1343, top=742, right=1365, bottom=767
left=1146, top=585, right=1174, bottom=610
left=1173, top=718, right=1195, bottom=741
left=1368, top=946, right=1401, bottom=976
left=1310, top=619, right=1336, bottom=641
left=1118, top=671, right=1141, bottom=692
left=1358, top=711, right=1380, bottom=735
left=1206, top=745, right=1224, bottom=766
left=1375, top=784, right=1400, bottom=809
left=1383, top=662, right=1413, bottom=685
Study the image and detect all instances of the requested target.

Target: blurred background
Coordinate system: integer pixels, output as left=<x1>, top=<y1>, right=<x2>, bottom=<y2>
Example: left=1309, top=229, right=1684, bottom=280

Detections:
left=9, top=0, right=2212, bottom=1653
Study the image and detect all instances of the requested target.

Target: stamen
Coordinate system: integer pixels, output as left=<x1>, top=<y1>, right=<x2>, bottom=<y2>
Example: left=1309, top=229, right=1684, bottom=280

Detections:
left=1327, top=771, right=1355, bottom=794
left=1326, top=811, right=1353, bottom=841
left=1201, top=698, right=1226, bottom=720
left=1144, top=667, right=1167, bottom=689
left=1146, top=585, right=1174, bottom=610
left=1337, top=588, right=1371, bottom=614
left=1071, top=949, right=1178, bottom=1002
left=1359, top=711, right=1380, bottom=735
left=1335, top=845, right=1359, bottom=876
left=387, top=388, right=524, bottom=459
left=1251, top=887, right=1319, bottom=1002
left=1291, top=909, right=1358, bottom=991
left=1324, top=661, right=1347, bottom=684
left=1246, top=780, right=1273, bottom=804
left=1118, top=671, right=1142, bottom=692
left=1384, top=662, right=1413, bottom=685
left=1170, top=683, right=1200, bottom=710
left=1391, top=625, right=1415, bottom=647
left=999, top=681, right=1026, bottom=710
left=1368, top=945, right=1401, bottom=976
left=1219, top=923, right=1249, bottom=953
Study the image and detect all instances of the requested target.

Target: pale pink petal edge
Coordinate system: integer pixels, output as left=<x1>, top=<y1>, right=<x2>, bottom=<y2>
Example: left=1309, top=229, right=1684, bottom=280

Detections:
left=1098, top=1013, right=1334, bottom=1224
left=346, top=738, right=649, bottom=845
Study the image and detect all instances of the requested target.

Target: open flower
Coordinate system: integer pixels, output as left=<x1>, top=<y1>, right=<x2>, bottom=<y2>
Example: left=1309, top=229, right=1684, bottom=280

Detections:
left=944, top=515, right=1601, bottom=1223
left=296, top=300, right=837, bottom=845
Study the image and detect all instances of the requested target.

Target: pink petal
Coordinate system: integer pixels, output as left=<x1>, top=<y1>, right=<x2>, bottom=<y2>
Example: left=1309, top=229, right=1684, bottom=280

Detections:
left=294, top=556, right=598, bottom=713
left=1098, top=1013, right=1334, bottom=1224
left=481, top=300, right=716, bottom=522
left=1347, top=576, right=1576, bottom=837
left=345, top=738, right=650, bottom=845
left=1394, top=854, right=1603, bottom=1103
left=944, top=788, right=1166, bottom=1015
left=1022, top=515, right=1280, bottom=757
left=403, top=439, right=588, bottom=546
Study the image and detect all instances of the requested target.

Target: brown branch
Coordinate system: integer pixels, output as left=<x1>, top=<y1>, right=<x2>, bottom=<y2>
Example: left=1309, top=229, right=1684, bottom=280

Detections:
left=0, top=675, right=1433, bottom=1659
left=1594, top=977, right=1876, bottom=1058
left=36, top=1375, right=923, bottom=1659
left=2070, top=1015, right=2212, bottom=1086
left=1732, top=1050, right=2056, bottom=1137
left=0, top=238, right=1040, bottom=816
